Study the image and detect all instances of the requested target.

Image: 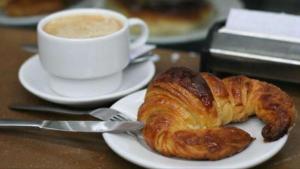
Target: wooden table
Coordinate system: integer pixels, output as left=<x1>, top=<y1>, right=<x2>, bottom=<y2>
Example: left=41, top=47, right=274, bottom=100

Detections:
left=0, top=26, right=299, bottom=169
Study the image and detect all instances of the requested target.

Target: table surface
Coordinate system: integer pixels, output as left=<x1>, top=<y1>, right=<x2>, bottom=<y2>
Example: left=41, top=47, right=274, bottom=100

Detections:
left=0, top=26, right=299, bottom=169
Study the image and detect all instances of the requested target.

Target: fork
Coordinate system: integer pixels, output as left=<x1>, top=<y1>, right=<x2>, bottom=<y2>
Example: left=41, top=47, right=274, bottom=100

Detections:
left=109, top=111, right=137, bottom=136
left=10, top=104, right=130, bottom=122
left=109, top=112, right=151, bottom=150
left=108, top=111, right=147, bottom=146
left=10, top=104, right=149, bottom=148
left=10, top=104, right=141, bottom=136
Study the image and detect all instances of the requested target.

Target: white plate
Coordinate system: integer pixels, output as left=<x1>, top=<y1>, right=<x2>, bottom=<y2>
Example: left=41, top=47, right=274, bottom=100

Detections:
left=148, top=0, right=243, bottom=44
left=18, top=55, right=155, bottom=106
left=103, top=90, right=288, bottom=169
left=0, top=0, right=104, bottom=26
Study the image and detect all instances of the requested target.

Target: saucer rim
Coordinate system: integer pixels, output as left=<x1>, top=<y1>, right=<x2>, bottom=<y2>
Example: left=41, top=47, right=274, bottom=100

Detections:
left=19, top=55, right=155, bottom=103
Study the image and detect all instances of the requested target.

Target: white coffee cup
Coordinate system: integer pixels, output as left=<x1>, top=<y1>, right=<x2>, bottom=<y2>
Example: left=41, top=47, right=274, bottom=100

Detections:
left=37, top=9, right=149, bottom=98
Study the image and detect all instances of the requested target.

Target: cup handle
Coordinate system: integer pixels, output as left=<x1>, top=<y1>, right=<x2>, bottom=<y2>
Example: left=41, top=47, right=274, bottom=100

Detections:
left=128, top=18, right=149, bottom=51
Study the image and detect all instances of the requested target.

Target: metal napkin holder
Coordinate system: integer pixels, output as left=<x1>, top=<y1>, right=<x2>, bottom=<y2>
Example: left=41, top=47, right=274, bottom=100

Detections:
left=201, top=22, right=300, bottom=83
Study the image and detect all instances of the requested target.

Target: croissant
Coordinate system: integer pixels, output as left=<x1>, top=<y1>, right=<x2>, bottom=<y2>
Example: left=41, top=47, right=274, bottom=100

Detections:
left=137, top=67, right=297, bottom=160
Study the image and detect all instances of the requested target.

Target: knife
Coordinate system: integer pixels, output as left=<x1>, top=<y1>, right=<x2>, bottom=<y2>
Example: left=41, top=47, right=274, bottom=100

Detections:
left=0, top=120, right=144, bottom=133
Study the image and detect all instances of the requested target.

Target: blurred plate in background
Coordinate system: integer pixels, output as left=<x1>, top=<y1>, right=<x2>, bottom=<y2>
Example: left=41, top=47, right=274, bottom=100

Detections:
left=148, top=0, right=244, bottom=44
left=106, top=0, right=243, bottom=44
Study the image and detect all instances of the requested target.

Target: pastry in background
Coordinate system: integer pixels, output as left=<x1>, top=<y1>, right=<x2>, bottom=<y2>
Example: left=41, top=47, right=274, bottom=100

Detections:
left=4, top=0, right=65, bottom=16
left=0, top=0, right=8, bottom=9
left=106, top=0, right=215, bottom=36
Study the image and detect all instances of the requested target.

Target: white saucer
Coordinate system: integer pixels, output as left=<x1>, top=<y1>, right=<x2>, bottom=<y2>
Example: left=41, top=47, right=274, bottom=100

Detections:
left=103, top=90, right=288, bottom=169
left=19, top=55, right=155, bottom=106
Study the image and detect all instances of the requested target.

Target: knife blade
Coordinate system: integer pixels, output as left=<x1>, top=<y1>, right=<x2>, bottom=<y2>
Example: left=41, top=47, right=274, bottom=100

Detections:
left=0, top=120, right=144, bottom=133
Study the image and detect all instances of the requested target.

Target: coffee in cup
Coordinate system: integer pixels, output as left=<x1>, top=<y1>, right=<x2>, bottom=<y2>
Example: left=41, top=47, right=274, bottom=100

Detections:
left=43, top=14, right=123, bottom=39
left=38, top=9, right=149, bottom=98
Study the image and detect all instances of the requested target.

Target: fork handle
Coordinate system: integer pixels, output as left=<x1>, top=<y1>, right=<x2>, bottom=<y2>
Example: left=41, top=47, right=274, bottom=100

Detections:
left=9, top=105, right=89, bottom=115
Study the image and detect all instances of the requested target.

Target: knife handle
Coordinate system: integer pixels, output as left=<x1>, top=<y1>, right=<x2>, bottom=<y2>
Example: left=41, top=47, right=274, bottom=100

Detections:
left=0, top=120, right=42, bottom=128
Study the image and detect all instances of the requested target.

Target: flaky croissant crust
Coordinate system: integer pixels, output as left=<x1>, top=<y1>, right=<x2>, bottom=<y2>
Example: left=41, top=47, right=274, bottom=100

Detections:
left=138, top=67, right=297, bottom=160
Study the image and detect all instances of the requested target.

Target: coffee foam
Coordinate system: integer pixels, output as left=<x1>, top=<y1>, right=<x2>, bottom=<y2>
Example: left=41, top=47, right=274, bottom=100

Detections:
left=43, top=14, right=123, bottom=39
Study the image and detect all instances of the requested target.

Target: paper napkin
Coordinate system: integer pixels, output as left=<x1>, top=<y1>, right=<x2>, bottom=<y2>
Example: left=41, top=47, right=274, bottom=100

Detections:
left=220, top=9, right=300, bottom=43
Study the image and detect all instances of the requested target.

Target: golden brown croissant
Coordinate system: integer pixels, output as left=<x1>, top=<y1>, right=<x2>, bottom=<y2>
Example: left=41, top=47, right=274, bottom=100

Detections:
left=137, top=67, right=297, bottom=160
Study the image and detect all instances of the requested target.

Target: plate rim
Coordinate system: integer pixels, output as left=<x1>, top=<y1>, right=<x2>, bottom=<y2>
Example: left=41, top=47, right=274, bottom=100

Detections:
left=103, top=89, right=288, bottom=169
left=18, top=55, right=155, bottom=104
